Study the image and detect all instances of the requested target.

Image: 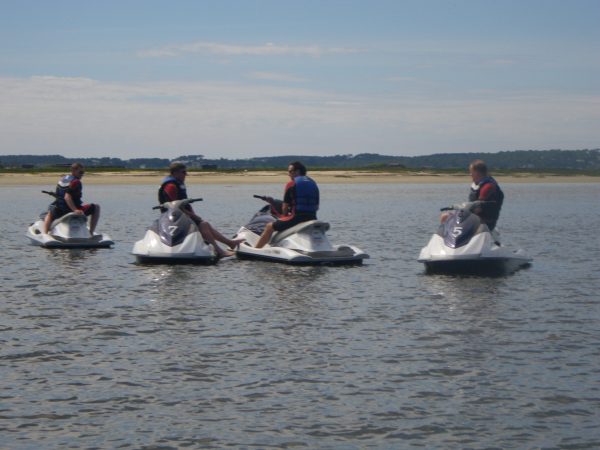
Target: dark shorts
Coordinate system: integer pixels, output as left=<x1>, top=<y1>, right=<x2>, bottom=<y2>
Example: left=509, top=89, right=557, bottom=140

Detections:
left=272, top=212, right=317, bottom=232
left=49, top=203, right=96, bottom=219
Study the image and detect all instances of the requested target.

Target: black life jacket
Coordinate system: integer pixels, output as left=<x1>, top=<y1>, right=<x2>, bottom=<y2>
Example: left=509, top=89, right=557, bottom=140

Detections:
left=158, top=176, right=187, bottom=204
left=468, top=176, right=504, bottom=229
left=54, top=174, right=82, bottom=209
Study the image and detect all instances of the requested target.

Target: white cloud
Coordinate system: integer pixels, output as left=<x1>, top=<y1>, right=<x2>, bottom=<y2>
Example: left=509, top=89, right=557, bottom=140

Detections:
left=1, top=76, right=599, bottom=158
left=137, top=41, right=360, bottom=58
left=248, top=72, right=308, bottom=83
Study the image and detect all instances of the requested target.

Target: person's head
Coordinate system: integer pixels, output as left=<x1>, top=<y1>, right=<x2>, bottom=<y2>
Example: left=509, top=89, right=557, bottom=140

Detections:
left=169, top=162, right=187, bottom=181
left=71, top=162, right=85, bottom=178
left=287, top=161, right=307, bottom=178
left=469, top=159, right=488, bottom=184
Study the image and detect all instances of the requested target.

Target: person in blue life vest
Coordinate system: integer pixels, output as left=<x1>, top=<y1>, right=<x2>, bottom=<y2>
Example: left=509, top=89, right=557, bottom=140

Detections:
left=255, top=161, right=319, bottom=248
left=441, top=159, right=504, bottom=230
left=158, top=162, right=244, bottom=257
left=42, top=162, right=101, bottom=234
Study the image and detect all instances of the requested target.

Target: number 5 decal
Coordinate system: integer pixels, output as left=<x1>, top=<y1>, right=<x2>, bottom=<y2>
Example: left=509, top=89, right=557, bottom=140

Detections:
left=451, top=226, right=463, bottom=237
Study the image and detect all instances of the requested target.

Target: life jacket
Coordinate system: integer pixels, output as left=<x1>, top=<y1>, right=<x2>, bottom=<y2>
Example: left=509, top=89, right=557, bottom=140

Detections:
left=293, top=175, right=319, bottom=213
left=468, top=176, right=504, bottom=229
left=158, top=176, right=187, bottom=204
left=54, top=174, right=82, bottom=209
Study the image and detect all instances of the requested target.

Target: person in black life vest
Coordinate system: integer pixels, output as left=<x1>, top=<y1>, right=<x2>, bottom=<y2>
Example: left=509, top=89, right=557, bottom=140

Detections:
left=42, top=162, right=101, bottom=235
left=441, top=159, right=504, bottom=231
left=255, top=161, right=319, bottom=248
left=158, top=162, right=244, bottom=257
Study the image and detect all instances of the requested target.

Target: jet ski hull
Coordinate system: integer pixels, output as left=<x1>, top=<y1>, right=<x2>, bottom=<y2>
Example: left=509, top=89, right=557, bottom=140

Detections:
left=236, top=241, right=368, bottom=265
left=26, top=219, right=113, bottom=249
left=132, top=224, right=217, bottom=265
left=234, top=219, right=369, bottom=266
left=418, top=227, right=531, bottom=276
left=422, top=255, right=531, bottom=275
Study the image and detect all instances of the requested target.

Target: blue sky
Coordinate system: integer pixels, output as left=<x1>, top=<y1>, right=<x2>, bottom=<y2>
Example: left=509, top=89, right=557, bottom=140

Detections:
left=1, top=0, right=599, bottom=159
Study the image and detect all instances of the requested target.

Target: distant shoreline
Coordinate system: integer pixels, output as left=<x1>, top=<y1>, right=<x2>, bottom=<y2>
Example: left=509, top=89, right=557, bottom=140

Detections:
left=0, top=170, right=598, bottom=186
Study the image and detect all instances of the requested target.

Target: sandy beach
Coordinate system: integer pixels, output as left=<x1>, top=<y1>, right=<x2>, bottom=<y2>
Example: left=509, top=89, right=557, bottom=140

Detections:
left=0, top=170, right=598, bottom=186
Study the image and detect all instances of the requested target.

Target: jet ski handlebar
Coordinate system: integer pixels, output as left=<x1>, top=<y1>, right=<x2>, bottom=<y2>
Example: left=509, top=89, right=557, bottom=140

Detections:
left=152, top=197, right=203, bottom=210
left=42, top=190, right=58, bottom=198
left=253, top=195, right=284, bottom=215
left=440, top=200, right=494, bottom=212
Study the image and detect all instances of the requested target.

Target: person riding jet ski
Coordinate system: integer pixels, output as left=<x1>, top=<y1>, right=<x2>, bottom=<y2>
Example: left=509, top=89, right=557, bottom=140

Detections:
left=441, top=159, right=504, bottom=231
left=42, top=162, right=101, bottom=235
left=254, top=161, right=319, bottom=248
left=159, top=162, right=243, bottom=257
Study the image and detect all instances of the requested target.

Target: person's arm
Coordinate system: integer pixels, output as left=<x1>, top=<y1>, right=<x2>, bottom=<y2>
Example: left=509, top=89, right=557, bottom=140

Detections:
left=64, top=193, right=83, bottom=215
left=473, top=184, right=496, bottom=216
left=65, top=179, right=84, bottom=214
left=163, top=184, right=178, bottom=202
left=478, top=183, right=496, bottom=201
left=281, top=183, right=295, bottom=215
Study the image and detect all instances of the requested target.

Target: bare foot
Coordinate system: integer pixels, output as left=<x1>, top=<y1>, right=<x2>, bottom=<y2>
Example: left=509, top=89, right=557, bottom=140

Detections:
left=217, top=249, right=235, bottom=258
left=228, top=238, right=245, bottom=249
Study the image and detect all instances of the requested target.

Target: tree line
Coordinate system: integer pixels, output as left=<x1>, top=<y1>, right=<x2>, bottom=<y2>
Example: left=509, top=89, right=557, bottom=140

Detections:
left=1, top=149, right=599, bottom=171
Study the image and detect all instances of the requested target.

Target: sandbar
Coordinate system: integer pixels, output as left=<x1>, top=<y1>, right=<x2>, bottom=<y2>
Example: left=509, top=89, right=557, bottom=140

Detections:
left=0, top=170, right=598, bottom=186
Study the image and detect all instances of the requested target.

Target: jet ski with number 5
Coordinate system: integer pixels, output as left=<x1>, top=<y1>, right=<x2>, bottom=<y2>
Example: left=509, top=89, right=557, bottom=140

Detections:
left=132, top=198, right=218, bottom=264
left=234, top=195, right=369, bottom=265
left=418, top=201, right=531, bottom=275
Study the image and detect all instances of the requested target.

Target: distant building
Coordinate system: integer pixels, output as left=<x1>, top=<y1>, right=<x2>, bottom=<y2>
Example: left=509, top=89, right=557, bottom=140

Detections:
left=201, top=164, right=218, bottom=170
left=21, top=164, right=35, bottom=169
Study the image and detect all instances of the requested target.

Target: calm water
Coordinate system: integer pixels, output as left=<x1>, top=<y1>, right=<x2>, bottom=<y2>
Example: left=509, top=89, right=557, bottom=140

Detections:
left=1, top=182, right=599, bottom=449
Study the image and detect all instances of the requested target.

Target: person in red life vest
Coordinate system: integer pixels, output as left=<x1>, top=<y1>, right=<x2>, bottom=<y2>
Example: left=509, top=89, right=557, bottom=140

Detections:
left=158, top=162, right=244, bottom=257
left=441, top=159, right=504, bottom=230
left=42, top=162, right=101, bottom=234
left=255, top=161, right=319, bottom=248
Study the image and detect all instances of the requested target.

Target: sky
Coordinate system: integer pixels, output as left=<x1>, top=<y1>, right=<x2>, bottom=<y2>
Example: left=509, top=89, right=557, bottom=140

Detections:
left=1, top=0, right=599, bottom=160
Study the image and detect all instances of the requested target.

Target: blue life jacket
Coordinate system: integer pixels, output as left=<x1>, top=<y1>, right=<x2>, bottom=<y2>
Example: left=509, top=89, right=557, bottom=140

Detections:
left=293, top=176, right=319, bottom=213
left=158, top=176, right=187, bottom=204
left=468, top=176, right=504, bottom=229
left=55, top=174, right=82, bottom=209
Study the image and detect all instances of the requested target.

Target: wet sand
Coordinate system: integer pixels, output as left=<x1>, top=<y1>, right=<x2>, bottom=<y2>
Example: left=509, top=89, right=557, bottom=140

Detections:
left=0, top=170, right=598, bottom=186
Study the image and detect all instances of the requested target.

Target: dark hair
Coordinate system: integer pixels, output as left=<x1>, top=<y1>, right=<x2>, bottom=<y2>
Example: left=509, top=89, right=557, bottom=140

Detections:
left=71, top=162, right=84, bottom=171
left=169, top=161, right=187, bottom=174
left=289, top=161, right=307, bottom=176
left=469, top=159, right=488, bottom=175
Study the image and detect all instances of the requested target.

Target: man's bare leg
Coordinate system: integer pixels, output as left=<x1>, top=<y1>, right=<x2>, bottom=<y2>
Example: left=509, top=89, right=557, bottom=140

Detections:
left=255, top=222, right=274, bottom=249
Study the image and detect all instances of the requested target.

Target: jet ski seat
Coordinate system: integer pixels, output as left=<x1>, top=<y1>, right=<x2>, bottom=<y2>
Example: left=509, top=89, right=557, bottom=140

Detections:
left=271, top=220, right=330, bottom=245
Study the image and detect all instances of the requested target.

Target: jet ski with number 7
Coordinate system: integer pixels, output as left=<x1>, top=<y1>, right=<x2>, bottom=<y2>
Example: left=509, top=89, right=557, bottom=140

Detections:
left=234, top=195, right=369, bottom=265
left=418, top=201, right=531, bottom=275
left=131, top=198, right=218, bottom=264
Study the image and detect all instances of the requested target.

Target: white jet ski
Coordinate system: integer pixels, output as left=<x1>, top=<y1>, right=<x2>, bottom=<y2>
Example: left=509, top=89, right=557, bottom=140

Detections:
left=26, top=191, right=113, bottom=249
left=132, top=198, right=218, bottom=264
left=418, top=201, right=531, bottom=275
left=234, top=195, right=369, bottom=265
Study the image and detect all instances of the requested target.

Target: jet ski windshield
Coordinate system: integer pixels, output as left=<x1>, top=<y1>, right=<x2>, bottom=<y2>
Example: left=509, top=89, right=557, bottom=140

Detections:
left=440, top=209, right=482, bottom=248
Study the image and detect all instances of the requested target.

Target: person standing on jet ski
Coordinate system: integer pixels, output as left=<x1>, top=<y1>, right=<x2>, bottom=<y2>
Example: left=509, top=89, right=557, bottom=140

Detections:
left=158, top=162, right=244, bottom=257
left=42, top=162, right=101, bottom=235
left=255, top=161, right=319, bottom=248
left=441, top=159, right=504, bottom=231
